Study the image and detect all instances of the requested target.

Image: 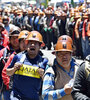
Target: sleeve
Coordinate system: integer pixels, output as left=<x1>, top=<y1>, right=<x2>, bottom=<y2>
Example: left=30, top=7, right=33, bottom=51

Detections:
left=7, top=55, right=18, bottom=69
left=71, top=63, right=90, bottom=100
left=87, top=22, right=90, bottom=37
left=42, top=72, right=66, bottom=100
left=0, top=48, right=5, bottom=58
left=75, top=19, right=80, bottom=38
left=2, top=54, right=15, bottom=89
left=39, top=58, right=48, bottom=70
left=82, top=19, right=87, bottom=39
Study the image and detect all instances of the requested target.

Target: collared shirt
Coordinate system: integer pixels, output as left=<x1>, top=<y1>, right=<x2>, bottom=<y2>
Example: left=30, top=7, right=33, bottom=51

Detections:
left=42, top=58, right=76, bottom=100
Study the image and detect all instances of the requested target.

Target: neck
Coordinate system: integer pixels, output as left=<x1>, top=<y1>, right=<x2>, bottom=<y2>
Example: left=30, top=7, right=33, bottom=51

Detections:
left=58, top=61, right=71, bottom=72
left=13, top=46, right=19, bottom=51
left=28, top=52, right=38, bottom=59
left=64, top=65, right=71, bottom=72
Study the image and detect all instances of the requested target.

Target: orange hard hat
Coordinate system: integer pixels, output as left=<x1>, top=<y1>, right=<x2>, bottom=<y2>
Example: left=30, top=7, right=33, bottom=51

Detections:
left=34, top=10, right=38, bottom=15
left=28, top=10, right=33, bottom=14
left=38, top=11, right=45, bottom=16
left=26, top=31, right=43, bottom=43
left=52, top=41, right=73, bottom=54
left=74, top=13, right=81, bottom=19
left=18, top=30, right=30, bottom=40
left=58, top=35, right=73, bottom=45
left=83, top=13, right=88, bottom=19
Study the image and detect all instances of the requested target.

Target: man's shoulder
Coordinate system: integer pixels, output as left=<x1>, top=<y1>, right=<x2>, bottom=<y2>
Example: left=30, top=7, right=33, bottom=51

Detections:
left=44, top=66, right=55, bottom=75
left=15, top=51, right=26, bottom=59
left=17, top=51, right=26, bottom=55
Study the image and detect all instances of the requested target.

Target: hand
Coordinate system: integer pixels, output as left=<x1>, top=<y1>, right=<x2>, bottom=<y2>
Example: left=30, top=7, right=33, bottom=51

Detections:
left=76, top=35, right=79, bottom=39
left=64, top=83, right=72, bottom=95
left=37, top=68, right=44, bottom=78
left=14, top=62, right=22, bottom=71
left=83, top=37, right=85, bottom=41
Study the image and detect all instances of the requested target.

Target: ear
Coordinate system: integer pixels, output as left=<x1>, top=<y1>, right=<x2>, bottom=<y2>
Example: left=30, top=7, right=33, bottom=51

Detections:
left=25, top=40, right=28, bottom=45
left=41, top=42, right=45, bottom=47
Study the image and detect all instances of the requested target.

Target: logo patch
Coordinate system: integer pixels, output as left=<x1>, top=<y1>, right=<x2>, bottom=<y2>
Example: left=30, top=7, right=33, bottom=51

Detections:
left=62, top=37, right=66, bottom=40
left=63, top=44, right=67, bottom=49
left=32, top=34, right=36, bottom=38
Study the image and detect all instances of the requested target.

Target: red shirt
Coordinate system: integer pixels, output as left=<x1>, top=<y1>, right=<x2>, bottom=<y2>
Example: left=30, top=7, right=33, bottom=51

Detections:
left=0, top=29, right=9, bottom=47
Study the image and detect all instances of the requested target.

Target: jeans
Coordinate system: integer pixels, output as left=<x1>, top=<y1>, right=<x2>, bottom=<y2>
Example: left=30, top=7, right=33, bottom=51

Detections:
left=3, top=90, right=11, bottom=100
left=81, top=36, right=90, bottom=59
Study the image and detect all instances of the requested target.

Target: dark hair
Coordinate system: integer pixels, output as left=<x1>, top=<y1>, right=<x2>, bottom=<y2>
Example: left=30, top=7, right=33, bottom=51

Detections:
left=0, top=25, right=4, bottom=31
left=9, top=30, right=20, bottom=37
left=19, top=38, right=24, bottom=43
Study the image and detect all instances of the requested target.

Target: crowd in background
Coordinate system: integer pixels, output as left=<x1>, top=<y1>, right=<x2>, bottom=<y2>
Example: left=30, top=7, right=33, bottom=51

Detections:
left=0, top=3, right=90, bottom=59
left=0, top=2, right=90, bottom=100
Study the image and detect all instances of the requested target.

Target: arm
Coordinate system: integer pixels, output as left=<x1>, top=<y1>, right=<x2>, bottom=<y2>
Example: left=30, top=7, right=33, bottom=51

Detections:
left=82, top=19, right=87, bottom=40
left=42, top=73, right=66, bottom=100
left=87, top=22, right=90, bottom=37
left=71, top=63, right=90, bottom=100
left=75, top=19, right=80, bottom=39
left=6, top=66, right=18, bottom=76
left=6, top=55, right=21, bottom=76
left=2, top=54, right=14, bottom=89
left=37, top=58, right=48, bottom=79
left=0, top=48, right=5, bottom=58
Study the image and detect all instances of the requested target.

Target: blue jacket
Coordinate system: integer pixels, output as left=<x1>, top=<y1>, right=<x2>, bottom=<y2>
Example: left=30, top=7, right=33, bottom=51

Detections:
left=8, top=51, right=48, bottom=100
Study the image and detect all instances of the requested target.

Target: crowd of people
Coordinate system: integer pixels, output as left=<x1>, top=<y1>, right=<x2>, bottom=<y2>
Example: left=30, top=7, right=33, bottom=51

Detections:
left=0, top=2, right=89, bottom=100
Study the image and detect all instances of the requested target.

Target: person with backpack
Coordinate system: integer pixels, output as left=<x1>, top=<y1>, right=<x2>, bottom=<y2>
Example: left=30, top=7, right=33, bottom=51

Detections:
left=6, top=31, right=48, bottom=100
left=42, top=35, right=78, bottom=100
left=71, top=55, right=90, bottom=99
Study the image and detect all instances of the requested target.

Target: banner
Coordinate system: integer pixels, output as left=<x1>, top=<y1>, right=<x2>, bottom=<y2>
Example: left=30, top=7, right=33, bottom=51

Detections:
left=15, top=64, right=40, bottom=78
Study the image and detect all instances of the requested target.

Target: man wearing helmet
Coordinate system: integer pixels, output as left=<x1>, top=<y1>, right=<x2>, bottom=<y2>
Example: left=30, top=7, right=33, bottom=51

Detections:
left=42, top=35, right=78, bottom=100
left=0, top=26, right=20, bottom=100
left=1, top=30, right=29, bottom=100
left=2, top=16, right=15, bottom=34
left=6, top=31, right=48, bottom=100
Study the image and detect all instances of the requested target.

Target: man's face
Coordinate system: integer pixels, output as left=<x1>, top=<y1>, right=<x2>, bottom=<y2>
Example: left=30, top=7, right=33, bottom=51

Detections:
left=27, top=40, right=40, bottom=58
left=3, top=19, right=8, bottom=25
left=56, top=51, right=72, bottom=70
left=10, top=36, right=19, bottom=49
